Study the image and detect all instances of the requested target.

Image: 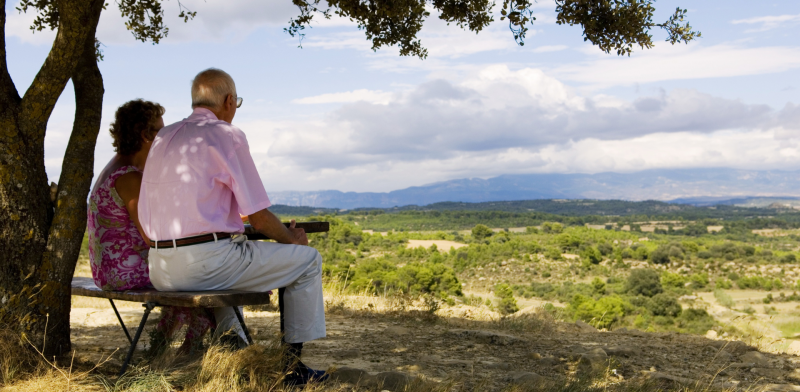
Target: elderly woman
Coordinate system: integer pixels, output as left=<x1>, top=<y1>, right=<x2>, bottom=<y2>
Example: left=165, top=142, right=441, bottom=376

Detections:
left=87, top=99, right=214, bottom=354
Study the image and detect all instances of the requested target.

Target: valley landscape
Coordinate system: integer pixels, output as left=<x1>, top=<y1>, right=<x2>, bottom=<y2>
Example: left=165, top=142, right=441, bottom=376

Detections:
left=8, top=199, right=800, bottom=391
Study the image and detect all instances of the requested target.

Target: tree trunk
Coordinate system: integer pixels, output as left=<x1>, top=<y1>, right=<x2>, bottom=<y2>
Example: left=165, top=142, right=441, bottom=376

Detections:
left=39, top=1, right=105, bottom=357
left=0, top=0, right=104, bottom=358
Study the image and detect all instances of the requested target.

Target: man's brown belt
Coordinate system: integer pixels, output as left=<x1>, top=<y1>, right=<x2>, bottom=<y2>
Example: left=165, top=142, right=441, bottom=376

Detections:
left=148, top=232, right=232, bottom=249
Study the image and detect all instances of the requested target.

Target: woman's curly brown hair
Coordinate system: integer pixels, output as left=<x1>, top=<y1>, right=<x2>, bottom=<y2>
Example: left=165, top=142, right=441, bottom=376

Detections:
left=109, top=99, right=165, bottom=156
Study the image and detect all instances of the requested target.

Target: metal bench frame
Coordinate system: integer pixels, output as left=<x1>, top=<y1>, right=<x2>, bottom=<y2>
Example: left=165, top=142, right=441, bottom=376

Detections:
left=108, top=297, right=268, bottom=376
left=72, top=222, right=327, bottom=376
left=72, top=277, right=282, bottom=376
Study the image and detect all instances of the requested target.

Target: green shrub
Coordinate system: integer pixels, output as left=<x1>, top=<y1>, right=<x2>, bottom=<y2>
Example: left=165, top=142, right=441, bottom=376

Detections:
left=541, top=222, right=563, bottom=234
left=544, top=247, right=563, bottom=261
left=689, top=273, right=709, bottom=289
left=714, top=289, right=734, bottom=308
left=651, top=243, right=685, bottom=264
left=626, top=269, right=663, bottom=297
left=591, top=277, right=606, bottom=295
left=697, top=251, right=712, bottom=259
left=555, top=233, right=582, bottom=251
left=633, top=247, right=650, bottom=261
left=648, top=293, right=682, bottom=317
left=649, top=247, right=670, bottom=264
left=472, top=224, right=494, bottom=240
left=675, top=308, right=716, bottom=334
left=580, top=246, right=602, bottom=264
left=494, top=283, right=519, bottom=315
left=710, top=243, right=741, bottom=260
left=597, top=242, right=613, bottom=256
left=348, top=258, right=462, bottom=298
left=661, top=271, right=688, bottom=289
left=716, top=279, right=733, bottom=289
left=569, top=294, right=630, bottom=329
left=781, top=254, right=797, bottom=264
left=681, top=241, right=700, bottom=253
left=736, top=275, right=782, bottom=291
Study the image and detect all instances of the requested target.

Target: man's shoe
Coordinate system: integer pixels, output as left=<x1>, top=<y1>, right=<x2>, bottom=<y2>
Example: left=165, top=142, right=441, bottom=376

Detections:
left=217, top=334, right=247, bottom=351
left=284, top=367, right=329, bottom=387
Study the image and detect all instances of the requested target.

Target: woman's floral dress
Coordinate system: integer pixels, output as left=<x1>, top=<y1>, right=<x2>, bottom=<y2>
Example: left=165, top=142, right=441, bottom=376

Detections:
left=88, top=166, right=214, bottom=340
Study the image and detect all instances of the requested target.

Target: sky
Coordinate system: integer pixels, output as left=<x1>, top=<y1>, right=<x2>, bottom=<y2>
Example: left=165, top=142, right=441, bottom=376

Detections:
left=5, top=0, right=800, bottom=193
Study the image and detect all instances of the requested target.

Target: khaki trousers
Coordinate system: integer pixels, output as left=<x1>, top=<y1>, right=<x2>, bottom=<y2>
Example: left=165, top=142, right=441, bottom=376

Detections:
left=148, top=235, right=326, bottom=343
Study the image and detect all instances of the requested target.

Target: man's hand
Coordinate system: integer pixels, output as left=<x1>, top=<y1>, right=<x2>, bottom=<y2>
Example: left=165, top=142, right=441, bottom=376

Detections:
left=248, top=208, right=308, bottom=246
left=287, top=219, right=308, bottom=246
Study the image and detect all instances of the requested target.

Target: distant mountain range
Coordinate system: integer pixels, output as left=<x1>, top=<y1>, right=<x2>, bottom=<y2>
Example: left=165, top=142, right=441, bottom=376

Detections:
left=269, top=168, right=800, bottom=210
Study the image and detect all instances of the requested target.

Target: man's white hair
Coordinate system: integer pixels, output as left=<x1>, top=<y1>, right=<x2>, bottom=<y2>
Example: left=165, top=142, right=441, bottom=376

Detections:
left=191, top=68, right=236, bottom=109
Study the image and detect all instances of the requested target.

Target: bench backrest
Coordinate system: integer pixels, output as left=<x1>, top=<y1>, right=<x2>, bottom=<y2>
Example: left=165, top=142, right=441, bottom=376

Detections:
left=71, top=277, right=271, bottom=307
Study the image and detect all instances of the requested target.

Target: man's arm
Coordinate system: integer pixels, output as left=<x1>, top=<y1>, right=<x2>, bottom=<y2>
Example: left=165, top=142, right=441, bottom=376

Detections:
left=248, top=208, right=308, bottom=245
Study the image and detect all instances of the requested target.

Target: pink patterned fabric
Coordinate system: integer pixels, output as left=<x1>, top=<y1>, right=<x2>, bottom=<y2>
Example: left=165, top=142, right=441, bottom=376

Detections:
left=88, top=166, right=150, bottom=291
left=88, top=166, right=214, bottom=340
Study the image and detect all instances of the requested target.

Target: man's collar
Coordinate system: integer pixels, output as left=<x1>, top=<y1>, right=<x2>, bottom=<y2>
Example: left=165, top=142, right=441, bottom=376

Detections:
left=187, top=107, right=219, bottom=121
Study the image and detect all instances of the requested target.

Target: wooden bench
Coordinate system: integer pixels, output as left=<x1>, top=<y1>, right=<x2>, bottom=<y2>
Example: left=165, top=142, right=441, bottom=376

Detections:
left=71, top=221, right=329, bottom=376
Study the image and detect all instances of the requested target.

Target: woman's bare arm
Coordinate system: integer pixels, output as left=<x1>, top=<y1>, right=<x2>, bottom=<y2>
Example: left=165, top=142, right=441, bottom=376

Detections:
left=115, top=171, right=149, bottom=242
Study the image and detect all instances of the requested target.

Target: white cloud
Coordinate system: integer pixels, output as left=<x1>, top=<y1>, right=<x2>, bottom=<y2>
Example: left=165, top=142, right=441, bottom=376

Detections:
left=292, top=89, right=395, bottom=105
left=732, top=14, right=800, bottom=32
left=532, top=45, right=568, bottom=53
left=230, top=65, right=791, bottom=192
left=550, top=43, right=800, bottom=87
left=5, top=6, right=56, bottom=45
left=41, top=63, right=800, bottom=194
left=252, top=128, right=800, bottom=193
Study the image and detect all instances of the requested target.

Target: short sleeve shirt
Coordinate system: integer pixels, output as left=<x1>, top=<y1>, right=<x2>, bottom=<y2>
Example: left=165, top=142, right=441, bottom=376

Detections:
left=138, top=108, right=271, bottom=240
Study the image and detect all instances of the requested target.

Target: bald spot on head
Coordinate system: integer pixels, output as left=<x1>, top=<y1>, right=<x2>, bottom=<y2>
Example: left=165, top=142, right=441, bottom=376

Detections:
left=191, top=68, right=237, bottom=110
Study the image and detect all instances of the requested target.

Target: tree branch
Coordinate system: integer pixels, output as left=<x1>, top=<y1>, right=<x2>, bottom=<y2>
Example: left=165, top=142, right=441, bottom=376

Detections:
left=0, top=0, right=22, bottom=113
left=19, top=0, right=97, bottom=142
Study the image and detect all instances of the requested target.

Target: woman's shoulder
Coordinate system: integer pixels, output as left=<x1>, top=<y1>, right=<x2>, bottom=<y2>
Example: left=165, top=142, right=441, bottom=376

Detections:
left=91, top=165, right=139, bottom=203
left=114, top=170, right=143, bottom=199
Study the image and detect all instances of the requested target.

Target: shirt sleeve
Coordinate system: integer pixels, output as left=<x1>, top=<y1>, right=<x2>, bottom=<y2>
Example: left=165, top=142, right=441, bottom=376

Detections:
left=225, top=140, right=272, bottom=216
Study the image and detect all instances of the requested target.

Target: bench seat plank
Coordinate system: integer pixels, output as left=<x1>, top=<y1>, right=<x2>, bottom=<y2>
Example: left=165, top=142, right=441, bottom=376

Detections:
left=71, top=277, right=270, bottom=308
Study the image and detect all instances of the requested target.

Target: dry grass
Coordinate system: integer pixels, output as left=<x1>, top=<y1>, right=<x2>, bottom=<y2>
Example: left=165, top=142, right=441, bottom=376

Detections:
left=0, top=278, right=769, bottom=392
left=0, top=327, right=113, bottom=392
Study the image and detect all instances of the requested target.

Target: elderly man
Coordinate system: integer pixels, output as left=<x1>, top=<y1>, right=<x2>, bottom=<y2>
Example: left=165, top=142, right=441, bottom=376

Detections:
left=139, top=68, right=327, bottom=385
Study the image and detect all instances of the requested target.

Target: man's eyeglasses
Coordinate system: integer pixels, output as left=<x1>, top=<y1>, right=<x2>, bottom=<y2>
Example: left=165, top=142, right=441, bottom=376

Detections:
left=236, top=97, right=243, bottom=108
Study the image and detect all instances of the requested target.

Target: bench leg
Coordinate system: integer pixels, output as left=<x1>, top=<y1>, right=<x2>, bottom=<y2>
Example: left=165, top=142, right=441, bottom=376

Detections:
left=109, top=299, right=132, bottom=344
left=279, top=287, right=286, bottom=335
left=232, top=306, right=254, bottom=345
left=119, top=301, right=156, bottom=377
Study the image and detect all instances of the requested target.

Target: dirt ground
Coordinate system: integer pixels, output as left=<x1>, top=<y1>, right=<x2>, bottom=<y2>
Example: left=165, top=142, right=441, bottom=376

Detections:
left=68, top=293, right=800, bottom=392
left=407, top=240, right=468, bottom=251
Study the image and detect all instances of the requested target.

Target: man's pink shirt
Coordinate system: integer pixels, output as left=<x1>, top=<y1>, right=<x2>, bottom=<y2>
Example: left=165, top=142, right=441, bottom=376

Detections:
left=139, top=108, right=271, bottom=240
